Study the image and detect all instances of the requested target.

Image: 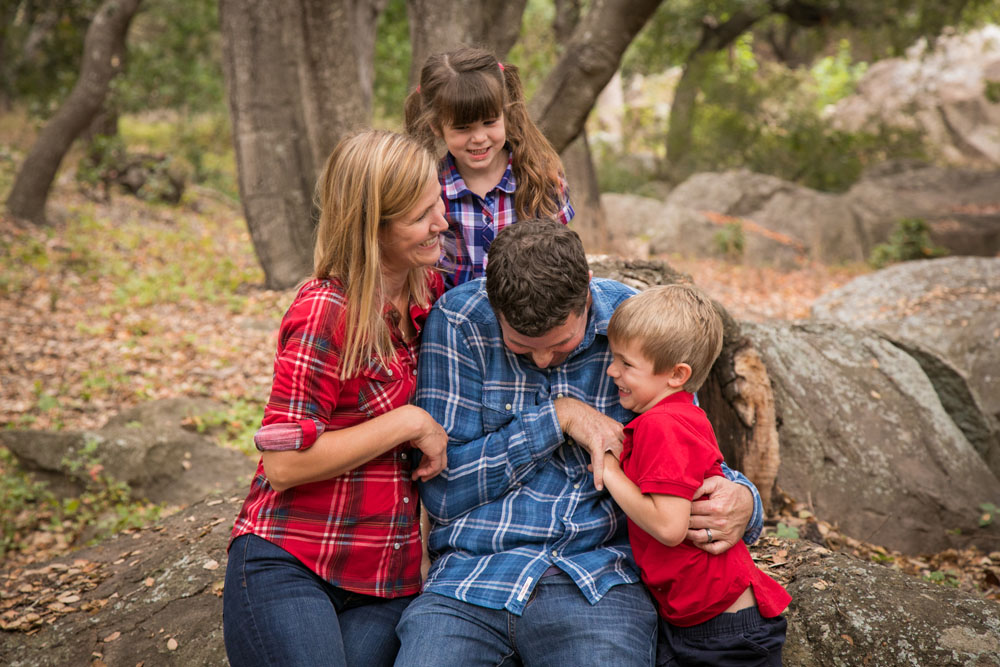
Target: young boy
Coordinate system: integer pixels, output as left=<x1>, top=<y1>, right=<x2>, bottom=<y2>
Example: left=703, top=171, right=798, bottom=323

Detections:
left=602, top=284, right=790, bottom=666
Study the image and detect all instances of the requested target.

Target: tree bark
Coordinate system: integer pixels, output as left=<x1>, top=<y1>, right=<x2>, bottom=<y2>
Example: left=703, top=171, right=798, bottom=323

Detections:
left=406, top=0, right=528, bottom=82
left=5, top=0, right=142, bottom=224
left=529, top=0, right=662, bottom=155
left=219, top=0, right=371, bottom=289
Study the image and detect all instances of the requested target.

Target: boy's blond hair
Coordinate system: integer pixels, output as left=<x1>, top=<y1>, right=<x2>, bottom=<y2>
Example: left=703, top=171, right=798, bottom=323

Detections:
left=607, top=284, right=724, bottom=392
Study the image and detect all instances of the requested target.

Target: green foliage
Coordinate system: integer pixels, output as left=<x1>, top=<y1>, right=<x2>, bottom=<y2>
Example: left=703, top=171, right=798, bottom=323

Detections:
left=868, top=217, right=948, bottom=268
left=373, top=0, right=412, bottom=127
left=923, top=569, right=960, bottom=587
left=60, top=436, right=163, bottom=543
left=775, top=522, right=799, bottom=540
left=0, top=448, right=58, bottom=558
left=506, top=0, right=560, bottom=100
left=187, top=399, right=263, bottom=457
left=980, top=502, right=998, bottom=527
left=713, top=222, right=745, bottom=258
left=985, top=81, right=1000, bottom=105
left=115, top=0, right=225, bottom=114
left=808, top=40, right=869, bottom=110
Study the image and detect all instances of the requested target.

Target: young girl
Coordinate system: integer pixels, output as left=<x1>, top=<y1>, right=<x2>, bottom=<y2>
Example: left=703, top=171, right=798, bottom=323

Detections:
left=405, top=46, right=574, bottom=287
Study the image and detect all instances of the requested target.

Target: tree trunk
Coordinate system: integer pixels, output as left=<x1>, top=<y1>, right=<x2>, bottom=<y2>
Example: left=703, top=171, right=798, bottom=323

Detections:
left=219, top=0, right=371, bottom=290
left=551, top=0, right=608, bottom=252
left=5, top=0, right=142, bottom=224
left=406, top=0, right=527, bottom=82
left=663, top=11, right=765, bottom=183
left=529, top=0, right=662, bottom=155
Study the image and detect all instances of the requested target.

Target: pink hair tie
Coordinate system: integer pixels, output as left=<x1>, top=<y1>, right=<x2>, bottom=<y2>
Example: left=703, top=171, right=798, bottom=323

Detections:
left=416, top=84, right=421, bottom=93
left=498, top=62, right=505, bottom=71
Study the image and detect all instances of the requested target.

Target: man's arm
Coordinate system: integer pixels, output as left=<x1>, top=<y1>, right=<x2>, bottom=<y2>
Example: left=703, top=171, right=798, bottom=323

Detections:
left=686, top=464, right=763, bottom=555
left=415, top=307, right=565, bottom=524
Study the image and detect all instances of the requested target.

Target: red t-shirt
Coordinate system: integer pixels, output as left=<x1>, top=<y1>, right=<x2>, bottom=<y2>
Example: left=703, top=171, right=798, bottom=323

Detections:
left=231, top=272, right=444, bottom=598
left=621, top=392, right=790, bottom=627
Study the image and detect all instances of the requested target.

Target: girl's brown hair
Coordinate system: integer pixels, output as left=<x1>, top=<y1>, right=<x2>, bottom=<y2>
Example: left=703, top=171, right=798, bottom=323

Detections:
left=404, top=46, right=568, bottom=221
left=313, top=129, right=438, bottom=378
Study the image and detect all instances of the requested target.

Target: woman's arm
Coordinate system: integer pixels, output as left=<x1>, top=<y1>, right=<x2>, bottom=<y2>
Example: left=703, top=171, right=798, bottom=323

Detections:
left=262, top=404, right=446, bottom=492
left=602, top=452, right=691, bottom=547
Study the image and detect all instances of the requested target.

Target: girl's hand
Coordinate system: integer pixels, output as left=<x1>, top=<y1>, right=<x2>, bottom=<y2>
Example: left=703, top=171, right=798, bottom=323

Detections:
left=410, top=407, right=448, bottom=482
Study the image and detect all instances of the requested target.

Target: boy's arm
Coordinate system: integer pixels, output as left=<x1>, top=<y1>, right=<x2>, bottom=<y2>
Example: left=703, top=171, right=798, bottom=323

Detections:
left=602, top=453, right=691, bottom=547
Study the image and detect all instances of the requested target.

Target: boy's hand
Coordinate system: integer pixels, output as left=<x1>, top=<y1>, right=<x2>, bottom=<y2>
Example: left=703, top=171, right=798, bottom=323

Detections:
left=686, top=476, right=752, bottom=555
left=554, top=397, right=624, bottom=491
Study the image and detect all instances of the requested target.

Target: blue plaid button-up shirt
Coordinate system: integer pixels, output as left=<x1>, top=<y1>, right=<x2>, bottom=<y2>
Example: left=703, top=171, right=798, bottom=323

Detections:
left=439, top=150, right=574, bottom=287
left=415, top=278, right=763, bottom=615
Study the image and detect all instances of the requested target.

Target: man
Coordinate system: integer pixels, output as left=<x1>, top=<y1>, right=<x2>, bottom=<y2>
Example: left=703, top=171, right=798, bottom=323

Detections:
left=396, top=220, right=762, bottom=666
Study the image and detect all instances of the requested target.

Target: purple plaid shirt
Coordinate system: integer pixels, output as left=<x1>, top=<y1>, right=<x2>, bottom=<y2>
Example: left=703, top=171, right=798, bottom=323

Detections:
left=439, top=149, right=574, bottom=287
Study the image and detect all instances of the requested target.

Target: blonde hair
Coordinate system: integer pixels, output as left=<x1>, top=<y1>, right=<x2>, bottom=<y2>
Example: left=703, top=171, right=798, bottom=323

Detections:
left=313, top=129, right=438, bottom=378
left=607, top=285, right=724, bottom=392
left=404, top=46, right=568, bottom=221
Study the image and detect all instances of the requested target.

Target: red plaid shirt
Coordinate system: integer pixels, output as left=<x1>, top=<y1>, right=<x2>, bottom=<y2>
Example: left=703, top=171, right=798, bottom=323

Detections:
left=231, top=272, right=444, bottom=597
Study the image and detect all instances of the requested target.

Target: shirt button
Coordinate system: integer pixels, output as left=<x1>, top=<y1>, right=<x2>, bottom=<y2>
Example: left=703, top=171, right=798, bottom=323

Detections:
left=551, top=550, right=558, bottom=558
left=400, top=452, right=408, bottom=460
left=403, top=496, right=410, bottom=504
left=387, top=369, right=393, bottom=376
left=505, top=403, right=512, bottom=411
left=557, top=393, right=564, bottom=398
left=573, top=483, right=580, bottom=489
left=394, top=543, right=401, bottom=550
left=412, top=369, right=417, bottom=375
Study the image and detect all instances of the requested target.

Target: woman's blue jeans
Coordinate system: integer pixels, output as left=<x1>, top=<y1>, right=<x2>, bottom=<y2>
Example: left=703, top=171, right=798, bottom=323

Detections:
left=223, top=534, right=415, bottom=667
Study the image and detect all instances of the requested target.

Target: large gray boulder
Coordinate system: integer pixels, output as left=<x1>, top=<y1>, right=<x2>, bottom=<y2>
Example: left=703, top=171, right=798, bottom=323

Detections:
left=0, top=398, right=258, bottom=506
left=743, top=320, right=1000, bottom=555
left=783, top=540, right=1000, bottom=666
left=812, top=256, right=1000, bottom=429
left=3, top=500, right=997, bottom=667
left=602, top=166, right=1000, bottom=265
left=830, top=25, right=1000, bottom=169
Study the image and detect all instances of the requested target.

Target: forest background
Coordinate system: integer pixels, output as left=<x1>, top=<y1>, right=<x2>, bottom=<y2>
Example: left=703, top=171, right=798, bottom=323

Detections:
left=2, top=0, right=999, bottom=607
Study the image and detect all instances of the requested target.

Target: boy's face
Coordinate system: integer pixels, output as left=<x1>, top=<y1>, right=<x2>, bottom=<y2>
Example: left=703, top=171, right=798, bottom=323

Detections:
left=606, top=338, right=680, bottom=413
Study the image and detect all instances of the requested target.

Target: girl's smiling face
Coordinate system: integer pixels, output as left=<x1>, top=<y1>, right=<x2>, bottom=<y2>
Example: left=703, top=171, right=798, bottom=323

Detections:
left=440, top=114, right=508, bottom=180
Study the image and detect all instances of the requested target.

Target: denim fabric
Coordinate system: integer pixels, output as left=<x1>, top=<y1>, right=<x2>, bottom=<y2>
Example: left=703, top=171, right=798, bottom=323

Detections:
left=223, top=534, right=415, bottom=667
left=657, top=607, right=787, bottom=667
left=394, top=573, right=658, bottom=667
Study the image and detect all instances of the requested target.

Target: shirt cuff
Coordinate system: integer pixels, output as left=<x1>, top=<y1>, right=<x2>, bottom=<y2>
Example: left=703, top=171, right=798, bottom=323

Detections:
left=254, top=419, right=326, bottom=451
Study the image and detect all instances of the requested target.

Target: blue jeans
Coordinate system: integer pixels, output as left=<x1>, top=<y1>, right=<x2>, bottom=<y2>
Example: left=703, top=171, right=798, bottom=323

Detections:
left=224, top=534, right=415, bottom=667
left=657, top=607, right=787, bottom=666
left=394, top=571, right=658, bottom=666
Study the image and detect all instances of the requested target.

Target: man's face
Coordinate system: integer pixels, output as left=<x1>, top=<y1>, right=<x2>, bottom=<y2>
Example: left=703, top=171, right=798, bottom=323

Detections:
left=498, top=299, right=590, bottom=369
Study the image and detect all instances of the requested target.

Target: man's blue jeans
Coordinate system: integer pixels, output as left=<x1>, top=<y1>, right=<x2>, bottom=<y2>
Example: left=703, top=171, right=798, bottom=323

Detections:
left=223, top=534, right=415, bottom=667
left=394, top=571, right=658, bottom=666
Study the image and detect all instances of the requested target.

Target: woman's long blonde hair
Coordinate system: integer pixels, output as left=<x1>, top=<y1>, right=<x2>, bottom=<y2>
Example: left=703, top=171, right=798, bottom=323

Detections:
left=404, top=46, right=568, bottom=221
left=313, top=129, right=438, bottom=378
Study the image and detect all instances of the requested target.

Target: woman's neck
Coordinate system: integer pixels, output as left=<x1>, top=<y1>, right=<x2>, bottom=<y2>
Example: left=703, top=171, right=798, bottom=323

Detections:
left=382, top=270, right=410, bottom=311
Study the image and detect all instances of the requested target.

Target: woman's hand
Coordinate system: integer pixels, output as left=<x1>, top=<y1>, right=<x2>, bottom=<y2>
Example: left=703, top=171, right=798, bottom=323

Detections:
left=410, top=407, right=448, bottom=482
left=686, top=476, right=753, bottom=554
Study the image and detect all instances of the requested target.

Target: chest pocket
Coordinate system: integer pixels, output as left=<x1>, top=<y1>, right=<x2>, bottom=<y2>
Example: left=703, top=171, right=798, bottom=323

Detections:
left=357, top=358, right=404, bottom=419
left=481, top=388, right=516, bottom=433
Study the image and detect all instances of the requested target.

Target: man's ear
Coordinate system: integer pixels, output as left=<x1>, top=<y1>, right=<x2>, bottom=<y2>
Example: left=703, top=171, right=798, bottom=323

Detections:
left=667, top=363, right=692, bottom=388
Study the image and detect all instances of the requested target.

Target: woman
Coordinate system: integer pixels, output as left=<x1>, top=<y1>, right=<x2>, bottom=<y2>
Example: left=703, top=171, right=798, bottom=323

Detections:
left=223, top=130, right=449, bottom=667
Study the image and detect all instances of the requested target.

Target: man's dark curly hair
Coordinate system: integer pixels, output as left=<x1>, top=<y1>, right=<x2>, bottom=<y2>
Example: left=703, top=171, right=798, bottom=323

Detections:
left=485, top=219, right=590, bottom=336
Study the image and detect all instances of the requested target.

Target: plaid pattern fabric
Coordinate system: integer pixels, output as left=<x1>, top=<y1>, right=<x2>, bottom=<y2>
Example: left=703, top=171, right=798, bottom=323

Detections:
left=415, top=278, right=764, bottom=615
left=439, top=150, right=574, bottom=287
left=231, top=273, right=444, bottom=597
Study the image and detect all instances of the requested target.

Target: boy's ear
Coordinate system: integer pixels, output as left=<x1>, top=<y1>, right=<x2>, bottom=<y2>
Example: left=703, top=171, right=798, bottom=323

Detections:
left=667, top=363, right=692, bottom=388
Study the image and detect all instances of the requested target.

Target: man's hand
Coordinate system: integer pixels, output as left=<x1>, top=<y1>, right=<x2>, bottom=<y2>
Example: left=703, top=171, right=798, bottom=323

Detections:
left=410, top=408, right=448, bottom=482
left=554, top=397, right=624, bottom=491
left=686, top=476, right=753, bottom=555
